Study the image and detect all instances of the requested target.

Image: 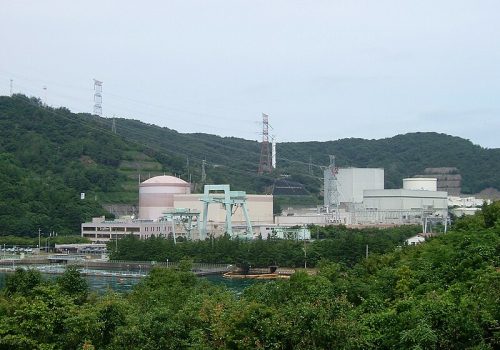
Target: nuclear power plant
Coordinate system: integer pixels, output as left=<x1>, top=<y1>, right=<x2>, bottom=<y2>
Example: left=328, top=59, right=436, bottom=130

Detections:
left=79, top=116, right=468, bottom=243
left=82, top=175, right=274, bottom=243
left=82, top=160, right=455, bottom=243
left=277, top=163, right=449, bottom=230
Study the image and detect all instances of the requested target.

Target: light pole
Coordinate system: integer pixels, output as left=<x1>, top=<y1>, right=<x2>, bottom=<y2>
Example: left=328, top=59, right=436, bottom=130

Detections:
left=38, top=228, right=41, bottom=253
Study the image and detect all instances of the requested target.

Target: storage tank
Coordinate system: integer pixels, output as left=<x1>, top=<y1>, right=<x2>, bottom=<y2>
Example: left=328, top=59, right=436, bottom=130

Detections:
left=403, top=178, right=437, bottom=191
left=139, top=175, right=191, bottom=220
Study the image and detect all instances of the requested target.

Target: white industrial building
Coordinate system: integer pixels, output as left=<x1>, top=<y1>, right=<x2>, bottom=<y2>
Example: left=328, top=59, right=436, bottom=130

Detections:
left=405, top=235, right=426, bottom=245
left=324, top=167, right=384, bottom=206
left=353, top=178, right=448, bottom=225
left=273, top=168, right=449, bottom=227
left=320, top=168, right=449, bottom=226
left=363, top=178, right=446, bottom=212
left=448, top=196, right=490, bottom=217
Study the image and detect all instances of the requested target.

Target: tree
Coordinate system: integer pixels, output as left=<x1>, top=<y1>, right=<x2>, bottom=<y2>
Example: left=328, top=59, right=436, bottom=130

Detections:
left=4, top=268, right=42, bottom=296
left=57, top=265, right=89, bottom=303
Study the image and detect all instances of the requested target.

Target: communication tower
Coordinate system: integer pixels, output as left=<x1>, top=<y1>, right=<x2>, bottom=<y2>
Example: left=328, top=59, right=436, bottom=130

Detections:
left=258, top=113, right=272, bottom=174
left=93, top=79, right=102, bottom=117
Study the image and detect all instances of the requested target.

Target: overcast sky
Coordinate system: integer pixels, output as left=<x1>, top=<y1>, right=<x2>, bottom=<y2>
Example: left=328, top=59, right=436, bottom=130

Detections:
left=1, top=0, right=499, bottom=148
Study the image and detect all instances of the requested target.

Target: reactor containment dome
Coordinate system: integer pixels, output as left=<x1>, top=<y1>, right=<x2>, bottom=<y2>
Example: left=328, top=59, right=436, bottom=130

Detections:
left=139, top=175, right=191, bottom=220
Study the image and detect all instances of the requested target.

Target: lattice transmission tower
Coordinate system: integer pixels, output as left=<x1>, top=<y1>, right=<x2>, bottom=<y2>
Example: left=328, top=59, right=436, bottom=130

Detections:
left=326, top=155, right=340, bottom=221
left=93, top=79, right=102, bottom=117
left=258, top=113, right=272, bottom=174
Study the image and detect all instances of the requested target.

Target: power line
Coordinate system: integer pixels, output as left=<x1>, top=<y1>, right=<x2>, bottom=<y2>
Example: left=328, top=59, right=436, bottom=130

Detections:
left=0, top=70, right=257, bottom=127
left=6, top=83, right=328, bottom=186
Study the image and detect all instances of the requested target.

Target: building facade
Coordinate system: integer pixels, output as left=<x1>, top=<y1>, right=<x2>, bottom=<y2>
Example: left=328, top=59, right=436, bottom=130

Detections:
left=324, top=167, right=384, bottom=206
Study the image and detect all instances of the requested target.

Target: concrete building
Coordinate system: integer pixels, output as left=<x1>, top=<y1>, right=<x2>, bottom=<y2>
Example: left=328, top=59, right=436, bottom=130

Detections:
left=82, top=216, right=174, bottom=243
left=325, top=167, right=384, bottom=205
left=356, top=187, right=448, bottom=226
left=174, top=194, right=273, bottom=225
left=139, top=175, right=191, bottom=220
left=405, top=235, right=426, bottom=245
left=402, top=178, right=437, bottom=191
left=363, top=189, right=448, bottom=212
left=448, top=196, right=490, bottom=217
left=266, top=226, right=311, bottom=240
left=137, top=175, right=273, bottom=224
left=275, top=206, right=350, bottom=225
left=82, top=175, right=274, bottom=242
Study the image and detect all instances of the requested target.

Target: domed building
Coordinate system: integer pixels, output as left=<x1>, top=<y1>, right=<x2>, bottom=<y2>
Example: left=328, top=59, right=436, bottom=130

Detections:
left=139, top=175, right=191, bottom=220
left=82, top=175, right=274, bottom=243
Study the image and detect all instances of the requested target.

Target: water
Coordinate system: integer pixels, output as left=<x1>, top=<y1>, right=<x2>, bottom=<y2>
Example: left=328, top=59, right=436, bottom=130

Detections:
left=0, top=266, right=142, bottom=293
left=202, top=274, right=264, bottom=294
left=0, top=265, right=260, bottom=294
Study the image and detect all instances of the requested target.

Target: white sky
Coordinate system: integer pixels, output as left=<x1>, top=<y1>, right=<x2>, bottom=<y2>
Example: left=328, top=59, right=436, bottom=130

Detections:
left=1, top=0, right=499, bottom=148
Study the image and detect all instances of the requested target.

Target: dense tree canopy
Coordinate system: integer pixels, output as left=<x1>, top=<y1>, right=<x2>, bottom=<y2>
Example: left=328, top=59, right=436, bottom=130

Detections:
left=110, top=225, right=419, bottom=268
left=1, top=203, right=499, bottom=349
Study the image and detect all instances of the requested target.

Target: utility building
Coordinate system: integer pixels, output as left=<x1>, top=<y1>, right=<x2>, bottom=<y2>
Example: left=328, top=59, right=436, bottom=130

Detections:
left=355, top=178, right=448, bottom=225
left=82, top=175, right=273, bottom=242
left=363, top=189, right=448, bottom=212
left=324, top=167, right=384, bottom=205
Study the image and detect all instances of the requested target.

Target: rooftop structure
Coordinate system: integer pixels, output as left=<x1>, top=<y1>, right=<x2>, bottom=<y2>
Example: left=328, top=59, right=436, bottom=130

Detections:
left=325, top=167, right=384, bottom=205
left=414, top=167, right=461, bottom=195
left=403, top=178, right=437, bottom=191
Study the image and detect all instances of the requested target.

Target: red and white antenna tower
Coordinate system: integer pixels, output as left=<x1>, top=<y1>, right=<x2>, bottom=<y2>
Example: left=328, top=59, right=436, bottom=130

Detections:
left=258, top=113, right=272, bottom=174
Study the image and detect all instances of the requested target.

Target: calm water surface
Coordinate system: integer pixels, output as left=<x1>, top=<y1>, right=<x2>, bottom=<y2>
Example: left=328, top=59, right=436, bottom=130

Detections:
left=0, top=266, right=261, bottom=294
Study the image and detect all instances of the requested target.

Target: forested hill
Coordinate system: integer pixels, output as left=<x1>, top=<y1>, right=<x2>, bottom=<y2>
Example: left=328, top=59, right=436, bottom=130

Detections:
left=112, top=115, right=500, bottom=195
left=1, top=94, right=499, bottom=235
left=279, top=133, right=500, bottom=192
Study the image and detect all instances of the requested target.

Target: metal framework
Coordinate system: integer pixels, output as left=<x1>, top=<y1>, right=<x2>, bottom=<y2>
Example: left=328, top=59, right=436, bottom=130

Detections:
left=160, top=208, right=200, bottom=244
left=422, top=214, right=449, bottom=234
left=258, top=113, right=272, bottom=174
left=93, top=79, right=102, bottom=116
left=199, top=185, right=253, bottom=239
left=326, top=155, right=340, bottom=221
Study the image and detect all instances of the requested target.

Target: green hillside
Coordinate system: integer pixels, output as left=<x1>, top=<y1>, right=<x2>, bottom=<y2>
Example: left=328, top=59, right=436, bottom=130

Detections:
left=0, top=95, right=163, bottom=235
left=110, top=117, right=500, bottom=195
left=1, top=94, right=499, bottom=235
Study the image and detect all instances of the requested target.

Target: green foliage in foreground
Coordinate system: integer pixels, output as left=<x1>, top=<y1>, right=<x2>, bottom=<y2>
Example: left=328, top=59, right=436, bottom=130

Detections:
left=0, top=206, right=500, bottom=350
left=1, top=204, right=499, bottom=349
left=110, top=225, right=419, bottom=267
